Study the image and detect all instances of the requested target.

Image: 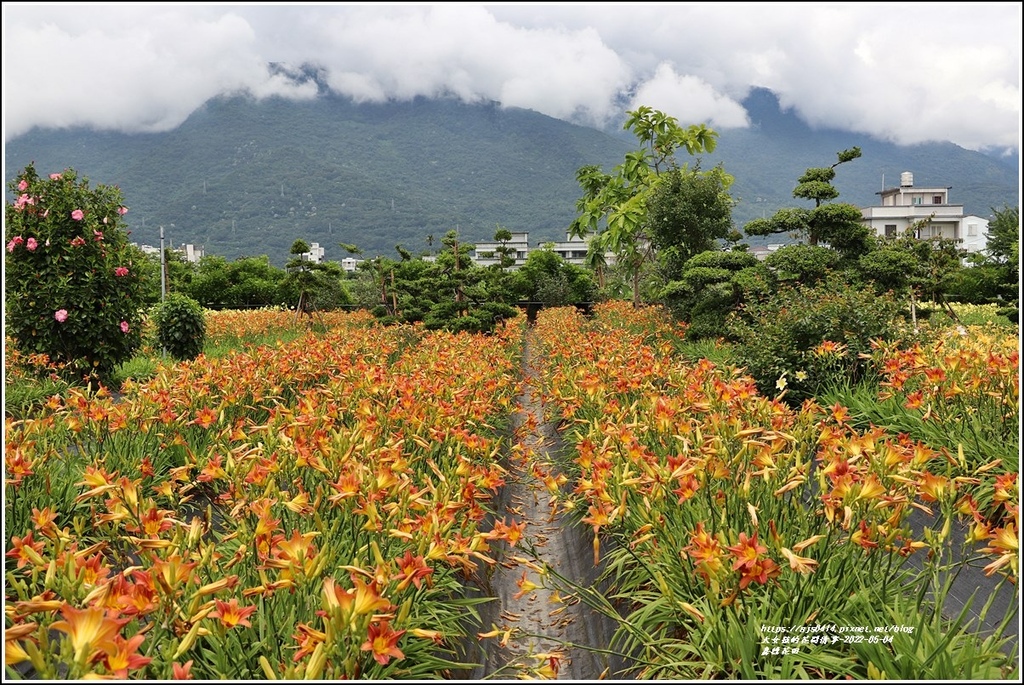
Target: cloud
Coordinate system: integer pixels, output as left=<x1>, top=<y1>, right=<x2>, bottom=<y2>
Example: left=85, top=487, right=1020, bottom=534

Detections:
left=2, top=6, right=317, bottom=138
left=629, top=64, right=750, bottom=129
left=2, top=3, right=1020, bottom=152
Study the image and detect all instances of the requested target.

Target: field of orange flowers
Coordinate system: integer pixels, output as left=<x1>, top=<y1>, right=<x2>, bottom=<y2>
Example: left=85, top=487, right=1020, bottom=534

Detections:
left=4, top=303, right=1019, bottom=680
left=5, top=311, right=528, bottom=679
left=529, top=302, right=1018, bottom=679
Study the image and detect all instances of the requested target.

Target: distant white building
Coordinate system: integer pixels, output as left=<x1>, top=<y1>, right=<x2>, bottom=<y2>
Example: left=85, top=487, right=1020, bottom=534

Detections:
left=859, top=172, right=990, bottom=253
left=340, top=257, right=363, bottom=272
left=471, top=231, right=530, bottom=268
left=301, top=242, right=325, bottom=263
left=469, top=231, right=613, bottom=269
left=547, top=233, right=593, bottom=265
left=181, top=244, right=204, bottom=263
left=133, top=242, right=204, bottom=262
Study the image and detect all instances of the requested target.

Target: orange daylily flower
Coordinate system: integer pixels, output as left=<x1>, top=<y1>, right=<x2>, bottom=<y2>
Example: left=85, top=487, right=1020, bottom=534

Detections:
left=918, top=472, right=952, bottom=503
left=291, top=623, right=327, bottom=662
left=361, top=620, right=406, bottom=666
left=208, top=598, right=257, bottom=629
left=5, top=622, right=38, bottom=666
left=392, top=550, right=433, bottom=592
left=726, top=532, right=766, bottom=571
left=191, top=407, right=219, bottom=429
left=50, top=604, right=128, bottom=661
left=738, top=557, right=780, bottom=589
left=103, top=633, right=153, bottom=678
left=6, top=530, right=45, bottom=569
left=513, top=570, right=541, bottom=600
left=172, top=660, right=194, bottom=680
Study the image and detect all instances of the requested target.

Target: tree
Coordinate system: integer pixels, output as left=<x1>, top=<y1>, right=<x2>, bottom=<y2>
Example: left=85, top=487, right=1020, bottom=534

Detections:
left=984, top=204, right=1018, bottom=265
left=283, top=239, right=350, bottom=323
left=183, top=254, right=289, bottom=308
left=513, top=248, right=596, bottom=306
left=647, top=164, right=735, bottom=276
left=661, top=250, right=771, bottom=340
left=570, top=106, right=721, bottom=306
left=4, top=164, right=149, bottom=387
left=744, top=147, right=871, bottom=258
left=490, top=226, right=518, bottom=270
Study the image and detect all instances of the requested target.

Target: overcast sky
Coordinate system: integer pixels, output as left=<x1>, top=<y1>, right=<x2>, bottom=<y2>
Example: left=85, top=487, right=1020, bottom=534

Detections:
left=2, top=2, right=1021, bottom=156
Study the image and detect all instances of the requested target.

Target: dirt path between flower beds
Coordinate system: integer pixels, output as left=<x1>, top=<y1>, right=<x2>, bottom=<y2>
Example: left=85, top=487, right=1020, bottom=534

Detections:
left=462, top=333, right=630, bottom=680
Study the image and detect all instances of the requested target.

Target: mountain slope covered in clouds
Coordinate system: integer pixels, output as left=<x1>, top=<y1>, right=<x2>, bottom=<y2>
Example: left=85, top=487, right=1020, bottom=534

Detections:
left=4, top=89, right=1018, bottom=265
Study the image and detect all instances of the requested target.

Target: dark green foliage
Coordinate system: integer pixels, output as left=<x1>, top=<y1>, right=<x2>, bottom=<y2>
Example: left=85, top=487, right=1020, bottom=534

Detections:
left=282, top=238, right=352, bottom=314
left=353, top=231, right=519, bottom=334
left=4, top=164, right=149, bottom=386
left=742, top=148, right=870, bottom=258
left=985, top=204, right=1019, bottom=265
left=856, top=244, right=923, bottom=293
left=812, top=202, right=873, bottom=257
left=979, top=204, right=1019, bottom=321
left=182, top=254, right=289, bottom=308
left=766, top=244, right=841, bottom=285
left=153, top=292, right=206, bottom=361
left=728, top=276, right=904, bottom=402
left=512, top=249, right=596, bottom=305
left=647, top=165, right=735, bottom=275
left=661, top=250, right=771, bottom=340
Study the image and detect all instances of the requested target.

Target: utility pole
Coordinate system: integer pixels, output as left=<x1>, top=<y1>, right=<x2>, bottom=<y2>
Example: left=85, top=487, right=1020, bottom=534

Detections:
left=159, top=225, right=166, bottom=302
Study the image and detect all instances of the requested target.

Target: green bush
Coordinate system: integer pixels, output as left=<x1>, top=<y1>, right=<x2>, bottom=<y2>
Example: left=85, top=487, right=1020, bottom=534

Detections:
left=4, top=164, right=148, bottom=386
left=153, top=293, right=206, bottom=361
left=728, top=276, right=905, bottom=401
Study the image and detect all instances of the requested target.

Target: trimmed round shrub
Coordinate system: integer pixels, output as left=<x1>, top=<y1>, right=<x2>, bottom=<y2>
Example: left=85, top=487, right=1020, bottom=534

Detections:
left=153, top=293, right=206, bottom=361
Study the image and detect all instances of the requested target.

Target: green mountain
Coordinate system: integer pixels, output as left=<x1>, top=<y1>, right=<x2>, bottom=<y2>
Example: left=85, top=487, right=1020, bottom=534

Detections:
left=4, top=89, right=1018, bottom=266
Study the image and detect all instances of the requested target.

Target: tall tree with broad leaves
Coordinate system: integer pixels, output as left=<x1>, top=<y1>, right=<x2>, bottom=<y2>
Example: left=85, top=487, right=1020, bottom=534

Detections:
left=570, top=106, right=722, bottom=306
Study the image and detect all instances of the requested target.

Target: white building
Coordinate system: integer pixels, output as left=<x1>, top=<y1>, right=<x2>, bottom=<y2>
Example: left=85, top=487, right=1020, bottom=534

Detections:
left=133, top=243, right=204, bottom=263
left=301, top=242, right=326, bottom=263
left=181, top=244, right=204, bottom=263
left=468, top=231, right=615, bottom=269
left=470, top=231, right=530, bottom=268
left=340, top=257, right=363, bottom=272
left=859, top=172, right=990, bottom=253
left=547, top=233, right=593, bottom=266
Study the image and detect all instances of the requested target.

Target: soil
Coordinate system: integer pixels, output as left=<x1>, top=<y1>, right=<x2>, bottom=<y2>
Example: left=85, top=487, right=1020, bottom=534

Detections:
left=459, top=333, right=632, bottom=680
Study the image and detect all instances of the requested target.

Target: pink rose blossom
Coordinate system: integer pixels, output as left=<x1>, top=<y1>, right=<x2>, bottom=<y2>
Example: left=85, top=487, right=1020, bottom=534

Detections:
left=14, top=194, right=35, bottom=209
left=26, top=237, right=38, bottom=251
left=93, top=230, right=104, bottom=241
left=49, top=173, right=62, bottom=180
left=117, top=206, right=128, bottom=216
left=17, top=180, right=28, bottom=191
left=71, top=209, right=84, bottom=221
left=120, top=321, right=130, bottom=334
left=54, top=309, right=69, bottom=323
left=70, top=236, right=86, bottom=247
left=114, top=266, right=129, bottom=277
left=7, top=236, right=24, bottom=252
